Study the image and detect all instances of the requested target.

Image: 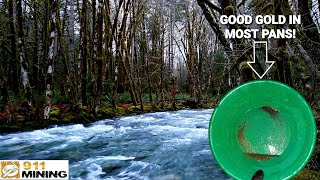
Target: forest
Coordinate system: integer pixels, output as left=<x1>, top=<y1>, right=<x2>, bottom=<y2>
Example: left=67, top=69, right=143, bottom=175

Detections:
left=0, top=0, right=320, bottom=178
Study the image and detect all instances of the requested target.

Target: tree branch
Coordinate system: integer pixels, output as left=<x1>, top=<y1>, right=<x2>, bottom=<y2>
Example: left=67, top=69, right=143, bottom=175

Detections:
left=202, top=0, right=222, bottom=14
left=197, top=0, right=230, bottom=51
left=237, top=0, right=247, bottom=9
left=293, top=39, right=318, bottom=76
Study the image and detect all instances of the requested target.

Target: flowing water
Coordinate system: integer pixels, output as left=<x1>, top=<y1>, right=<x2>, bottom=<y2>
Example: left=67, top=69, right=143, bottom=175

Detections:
left=0, top=109, right=229, bottom=180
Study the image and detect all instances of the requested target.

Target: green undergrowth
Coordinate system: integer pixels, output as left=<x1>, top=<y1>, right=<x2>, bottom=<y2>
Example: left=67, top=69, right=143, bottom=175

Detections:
left=0, top=94, right=211, bottom=134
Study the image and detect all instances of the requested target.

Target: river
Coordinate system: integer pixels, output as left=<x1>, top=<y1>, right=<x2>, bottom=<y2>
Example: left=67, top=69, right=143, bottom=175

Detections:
left=0, top=109, right=229, bottom=180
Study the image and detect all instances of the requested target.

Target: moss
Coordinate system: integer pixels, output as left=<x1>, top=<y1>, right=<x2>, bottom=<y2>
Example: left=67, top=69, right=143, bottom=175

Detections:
left=97, top=108, right=111, bottom=117
left=114, top=107, right=125, bottom=117
left=80, top=106, right=87, bottom=111
left=81, top=118, right=91, bottom=124
left=293, top=168, right=320, bottom=179
left=281, top=1, right=293, bottom=16
left=24, top=122, right=46, bottom=130
left=24, top=122, right=33, bottom=126
left=175, top=103, right=184, bottom=110
left=152, top=104, right=161, bottom=112
left=202, top=102, right=215, bottom=109
left=143, top=105, right=153, bottom=112
left=50, top=117, right=59, bottom=122
left=282, top=7, right=293, bottom=16
left=224, top=6, right=235, bottom=15
left=7, top=125, right=22, bottom=132
left=61, top=116, right=75, bottom=123
left=128, top=106, right=141, bottom=113
left=297, top=65, right=306, bottom=72
left=277, top=49, right=290, bottom=62
left=50, top=106, right=60, bottom=117
left=97, top=107, right=125, bottom=119
left=164, top=103, right=174, bottom=111
left=14, top=114, right=25, bottom=121
left=77, top=108, right=91, bottom=123
left=80, top=110, right=89, bottom=117
left=239, top=62, right=250, bottom=70
left=96, top=114, right=104, bottom=119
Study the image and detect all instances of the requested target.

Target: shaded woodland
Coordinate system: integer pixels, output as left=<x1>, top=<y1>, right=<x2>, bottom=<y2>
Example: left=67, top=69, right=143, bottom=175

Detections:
left=0, top=0, right=319, bottom=123
left=0, top=0, right=223, bottom=121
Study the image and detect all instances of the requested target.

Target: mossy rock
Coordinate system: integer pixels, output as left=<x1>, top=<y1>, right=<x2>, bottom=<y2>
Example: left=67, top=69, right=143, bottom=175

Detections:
left=127, top=106, right=141, bottom=113
left=293, top=168, right=320, bottom=180
left=14, top=114, right=25, bottom=121
left=80, top=110, right=89, bottom=117
left=127, top=105, right=144, bottom=115
left=6, top=125, right=22, bottom=132
left=150, top=104, right=161, bottom=112
left=114, top=107, right=125, bottom=117
left=80, top=106, right=87, bottom=111
left=97, top=107, right=126, bottom=119
left=50, top=117, right=59, bottom=122
left=80, top=117, right=91, bottom=124
left=50, top=106, right=60, bottom=117
left=143, top=105, right=153, bottom=112
left=98, top=108, right=113, bottom=118
left=61, top=116, right=76, bottom=123
left=24, top=122, right=46, bottom=130
left=175, top=103, right=184, bottom=110
left=155, top=104, right=165, bottom=111
left=24, top=122, right=34, bottom=126
left=163, top=103, right=174, bottom=111
left=97, top=114, right=104, bottom=119
left=78, top=109, right=91, bottom=123
left=201, top=102, right=215, bottom=109
left=77, top=106, right=91, bottom=119
left=97, top=108, right=111, bottom=117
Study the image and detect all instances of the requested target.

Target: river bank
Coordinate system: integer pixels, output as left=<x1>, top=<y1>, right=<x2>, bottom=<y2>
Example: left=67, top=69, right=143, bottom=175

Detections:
left=0, top=99, right=213, bottom=134
left=0, top=100, right=319, bottom=179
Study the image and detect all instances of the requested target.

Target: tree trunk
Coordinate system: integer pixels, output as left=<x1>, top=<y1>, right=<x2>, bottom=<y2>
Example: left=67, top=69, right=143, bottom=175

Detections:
left=79, top=0, right=88, bottom=106
left=89, top=0, right=98, bottom=111
left=146, top=60, right=153, bottom=103
left=68, top=0, right=75, bottom=83
left=44, top=0, right=57, bottom=120
left=17, top=0, right=32, bottom=105
left=293, top=39, right=318, bottom=76
left=298, top=0, right=320, bottom=42
left=56, top=0, right=76, bottom=104
left=8, top=0, right=19, bottom=94
left=32, top=1, right=41, bottom=94
left=96, top=0, right=104, bottom=104
left=0, top=45, right=12, bottom=122
left=141, top=12, right=152, bottom=103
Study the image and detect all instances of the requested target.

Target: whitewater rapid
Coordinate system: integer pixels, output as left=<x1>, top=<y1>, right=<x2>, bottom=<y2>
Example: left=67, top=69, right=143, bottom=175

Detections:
left=0, top=109, right=229, bottom=180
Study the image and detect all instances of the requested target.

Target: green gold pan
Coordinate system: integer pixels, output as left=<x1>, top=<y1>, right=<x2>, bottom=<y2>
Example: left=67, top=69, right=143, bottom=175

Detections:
left=209, top=80, right=316, bottom=180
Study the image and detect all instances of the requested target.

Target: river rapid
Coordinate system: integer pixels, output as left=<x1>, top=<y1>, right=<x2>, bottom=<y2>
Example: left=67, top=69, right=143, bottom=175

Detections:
left=0, top=109, right=229, bottom=180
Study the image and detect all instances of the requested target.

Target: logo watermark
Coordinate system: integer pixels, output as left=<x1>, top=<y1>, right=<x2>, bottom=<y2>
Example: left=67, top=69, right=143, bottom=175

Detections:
left=0, top=160, right=68, bottom=180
